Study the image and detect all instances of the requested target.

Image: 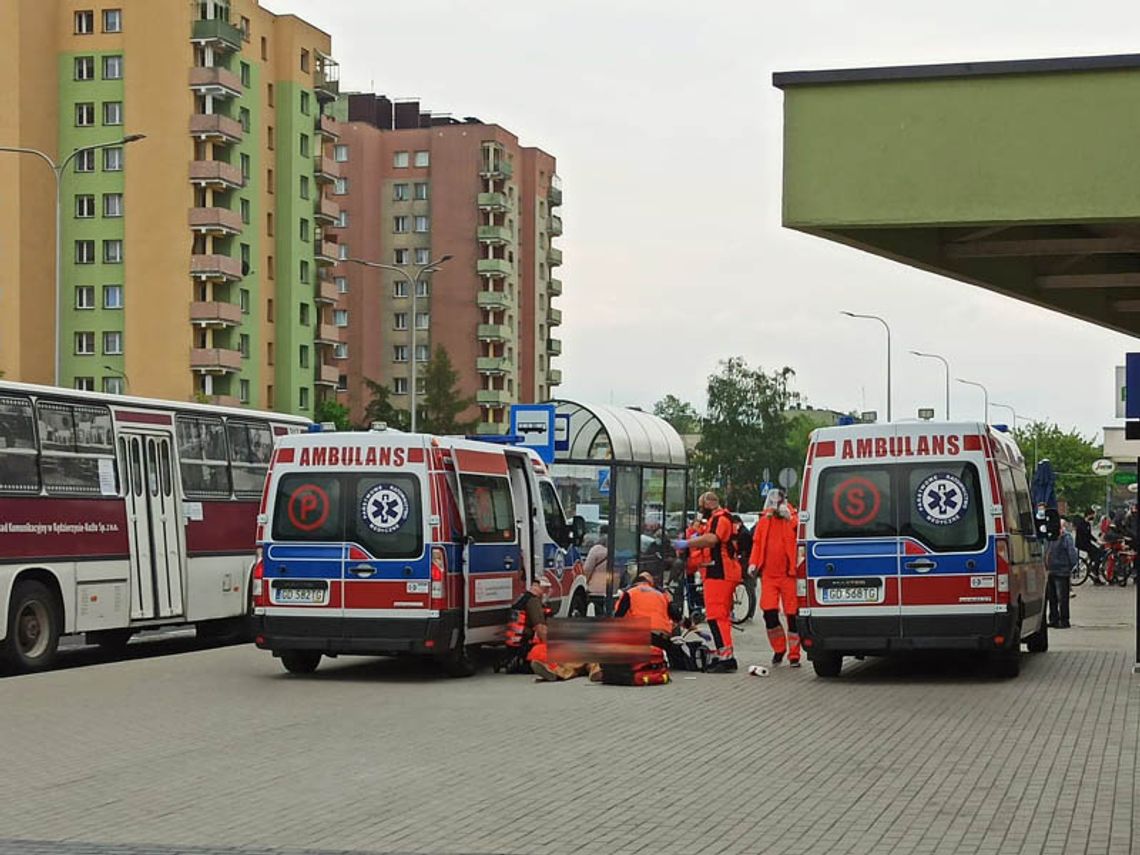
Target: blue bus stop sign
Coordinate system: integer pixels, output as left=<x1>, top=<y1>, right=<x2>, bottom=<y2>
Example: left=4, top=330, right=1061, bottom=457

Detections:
left=509, top=404, right=556, bottom=464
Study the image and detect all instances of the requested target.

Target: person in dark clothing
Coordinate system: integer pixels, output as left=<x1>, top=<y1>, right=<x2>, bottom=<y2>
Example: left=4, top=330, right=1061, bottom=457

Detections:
left=1073, top=512, right=1104, bottom=585
left=1045, top=522, right=1078, bottom=628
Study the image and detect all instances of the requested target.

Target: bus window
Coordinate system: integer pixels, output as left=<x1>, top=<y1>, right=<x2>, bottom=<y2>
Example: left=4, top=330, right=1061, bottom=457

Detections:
left=37, top=401, right=115, bottom=496
left=0, top=395, right=40, bottom=494
left=176, top=415, right=231, bottom=498
left=227, top=420, right=272, bottom=498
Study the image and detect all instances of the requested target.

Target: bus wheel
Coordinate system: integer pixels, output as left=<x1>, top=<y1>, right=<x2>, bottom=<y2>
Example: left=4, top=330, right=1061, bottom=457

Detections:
left=811, top=652, right=842, bottom=678
left=280, top=651, right=322, bottom=674
left=3, top=580, right=61, bottom=673
left=568, top=589, right=589, bottom=618
left=441, top=635, right=477, bottom=678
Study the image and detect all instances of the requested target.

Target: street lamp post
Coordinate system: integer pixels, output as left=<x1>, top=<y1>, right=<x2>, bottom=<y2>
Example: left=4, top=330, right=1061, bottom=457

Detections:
left=103, top=364, right=129, bottom=394
left=910, top=350, right=951, bottom=419
left=841, top=311, right=891, bottom=421
left=956, top=378, right=989, bottom=424
left=347, top=255, right=452, bottom=432
left=992, top=403, right=1041, bottom=469
left=0, top=134, right=145, bottom=386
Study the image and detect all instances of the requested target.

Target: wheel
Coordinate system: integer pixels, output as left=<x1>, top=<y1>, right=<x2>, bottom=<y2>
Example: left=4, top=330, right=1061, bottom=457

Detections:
left=2, top=580, right=61, bottom=673
left=1024, top=616, right=1048, bottom=653
left=87, top=628, right=134, bottom=653
left=568, top=588, right=588, bottom=618
left=440, top=636, right=477, bottom=678
left=279, top=650, right=322, bottom=674
left=811, top=652, right=842, bottom=678
left=1071, top=557, right=1090, bottom=587
left=730, top=581, right=756, bottom=626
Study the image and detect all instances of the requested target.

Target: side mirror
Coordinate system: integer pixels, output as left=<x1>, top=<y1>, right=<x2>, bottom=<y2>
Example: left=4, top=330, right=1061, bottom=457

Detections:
left=1038, top=508, right=1061, bottom=541
left=571, top=515, right=587, bottom=546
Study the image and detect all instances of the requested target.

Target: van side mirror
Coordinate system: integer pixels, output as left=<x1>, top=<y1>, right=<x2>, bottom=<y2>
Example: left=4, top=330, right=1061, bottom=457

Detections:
left=1037, top=508, right=1061, bottom=541
left=570, top=515, right=587, bottom=546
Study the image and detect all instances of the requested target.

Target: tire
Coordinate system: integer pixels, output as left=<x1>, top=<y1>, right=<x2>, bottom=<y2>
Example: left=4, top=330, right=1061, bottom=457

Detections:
left=279, top=650, right=322, bottom=674
left=730, top=581, right=756, bottom=626
left=2, top=580, right=61, bottom=674
left=568, top=589, right=588, bottom=618
left=1071, top=558, right=1090, bottom=587
left=441, top=635, right=477, bottom=678
left=1024, top=616, right=1048, bottom=653
left=811, top=652, right=842, bottom=678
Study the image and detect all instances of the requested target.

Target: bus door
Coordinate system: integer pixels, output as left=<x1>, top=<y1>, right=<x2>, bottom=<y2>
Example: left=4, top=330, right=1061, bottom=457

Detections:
left=454, top=448, right=520, bottom=644
left=118, top=430, right=185, bottom=620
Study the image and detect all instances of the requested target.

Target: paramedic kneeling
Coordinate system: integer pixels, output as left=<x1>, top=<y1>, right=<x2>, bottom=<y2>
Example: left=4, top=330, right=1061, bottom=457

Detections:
left=506, top=578, right=552, bottom=662
left=615, top=571, right=678, bottom=647
left=674, top=491, right=741, bottom=673
left=749, top=488, right=801, bottom=666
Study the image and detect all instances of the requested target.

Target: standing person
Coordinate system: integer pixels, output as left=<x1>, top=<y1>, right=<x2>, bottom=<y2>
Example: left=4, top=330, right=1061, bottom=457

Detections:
left=583, top=528, right=609, bottom=616
left=748, top=488, right=801, bottom=666
left=683, top=515, right=709, bottom=614
left=1045, top=520, right=1077, bottom=628
left=673, top=491, right=741, bottom=672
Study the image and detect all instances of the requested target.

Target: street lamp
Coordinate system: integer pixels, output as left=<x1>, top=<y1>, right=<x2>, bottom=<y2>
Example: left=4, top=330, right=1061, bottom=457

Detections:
left=346, top=254, right=452, bottom=432
left=910, top=350, right=951, bottom=420
left=103, top=364, right=129, bottom=394
left=992, top=403, right=1041, bottom=469
left=0, top=134, right=146, bottom=386
left=841, top=311, right=891, bottom=421
left=956, top=378, right=989, bottom=424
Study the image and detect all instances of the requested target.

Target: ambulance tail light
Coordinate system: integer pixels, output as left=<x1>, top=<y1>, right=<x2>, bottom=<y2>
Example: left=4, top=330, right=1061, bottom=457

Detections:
left=251, top=559, right=267, bottom=609
left=430, top=547, right=446, bottom=608
left=796, top=544, right=808, bottom=606
left=995, top=538, right=1010, bottom=604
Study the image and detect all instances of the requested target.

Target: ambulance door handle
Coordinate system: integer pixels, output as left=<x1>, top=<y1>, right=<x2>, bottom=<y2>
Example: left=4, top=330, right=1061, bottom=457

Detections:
left=348, top=564, right=376, bottom=577
left=905, top=560, right=937, bottom=573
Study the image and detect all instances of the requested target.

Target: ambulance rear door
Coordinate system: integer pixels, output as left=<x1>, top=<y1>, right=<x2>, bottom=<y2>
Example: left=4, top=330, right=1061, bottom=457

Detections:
left=453, top=445, right=521, bottom=644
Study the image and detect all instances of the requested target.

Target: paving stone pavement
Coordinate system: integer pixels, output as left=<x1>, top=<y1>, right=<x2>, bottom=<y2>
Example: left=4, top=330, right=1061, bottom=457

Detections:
left=0, top=586, right=1137, bottom=855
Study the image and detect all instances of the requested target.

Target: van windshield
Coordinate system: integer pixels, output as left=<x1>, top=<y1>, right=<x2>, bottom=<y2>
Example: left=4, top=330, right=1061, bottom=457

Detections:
left=815, top=462, right=985, bottom=553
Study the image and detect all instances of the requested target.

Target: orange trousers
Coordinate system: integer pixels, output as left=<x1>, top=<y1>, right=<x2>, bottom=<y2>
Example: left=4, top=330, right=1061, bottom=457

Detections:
left=704, top=577, right=735, bottom=657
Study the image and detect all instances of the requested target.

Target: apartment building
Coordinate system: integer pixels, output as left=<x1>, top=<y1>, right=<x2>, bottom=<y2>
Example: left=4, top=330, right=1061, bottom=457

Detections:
left=0, top=0, right=342, bottom=414
left=328, top=94, right=564, bottom=433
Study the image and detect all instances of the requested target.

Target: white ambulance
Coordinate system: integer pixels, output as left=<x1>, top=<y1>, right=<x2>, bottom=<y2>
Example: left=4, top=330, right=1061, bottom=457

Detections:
left=797, top=421, right=1047, bottom=678
left=251, top=428, right=589, bottom=676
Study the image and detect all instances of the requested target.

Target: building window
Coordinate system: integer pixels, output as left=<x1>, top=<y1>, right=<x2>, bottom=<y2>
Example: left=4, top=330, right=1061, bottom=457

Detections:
left=239, top=288, right=250, bottom=314
left=299, top=387, right=310, bottom=410
left=102, top=332, right=122, bottom=355
left=333, top=177, right=348, bottom=195
left=240, top=61, right=251, bottom=87
left=267, top=297, right=274, bottom=322
left=393, top=280, right=407, bottom=298
left=239, top=198, right=250, bottom=224
left=337, top=243, right=348, bottom=260
left=267, top=125, right=274, bottom=150
left=299, top=345, right=310, bottom=369
left=267, top=341, right=274, bottom=364
left=393, top=183, right=409, bottom=201
left=299, top=304, right=310, bottom=326
left=76, top=103, right=95, bottom=126
left=75, top=150, right=95, bottom=173
left=394, top=313, right=408, bottom=331
left=414, top=248, right=430, bottom=265
left=75, top=286, right=95, bottom=309
left=261, top=37, right=268, bottom=62
left=239, top=379, right=250, bottom=404
left=414, top=215, right=429, bottom=233
left=415, top=312, right=429, bottom=330
left=266, top=384, right=274, bottom=407
left=300, top=260, right=310, bottom=283
left=240, top=243, right=251, bottom=275
left=394, top=377, right=408, bottom=395
left=267, top=256, right=275, bottom=280
left=74, top=377, right=95, bottom=392
left=393, top=248, right=408, bottom=265
left=334, top=343, right=348, bottom=359
left=393, top=345, right=408, bottom=362
left=393, top=151, right=409, bottom=168
left=239, top=334, right=250, bottom=358
left=103, top=377, right=124, bottom=395
left=300, top=49, right=310, bottom=73
left=102, top=9, right=122, bottom=32
left=75, top=241, right=95, bottom=264
left=266, top=211, right=274, bottom=236
left=74, top=10, right=94, bottom=34
left=414, top=182, right=429, bottom=201
left=103, top=147, right=123, bottom=171
left=103, top=193, right=123, bottom=218
left=299, top=218, right=310, bottom=242
left=103, top=101, right=122, bottom=126
left=299, top=175, right=310, bottom=199
left=415, top=344, right=429, bottom=363
left=335, top=276, right=348, bottom=294
left=74, top=57, right=95, bottom=80
left=336, top=210, right=348, bottom=228
left=266, top=166, right=273, bottom=191
left=238, top=107, right=250, bottom=133
left=416, top=280, right=429, bottom=298
left=393, top=216, right=408, bottom=234
left=104, top=285, right=123, bottom=308
left=75, top=195, right=95, bottom=218
left=299, top=134, right=310, bottom=158
left=300, top=90, right=311, bottom=114
left=334, top=309, right=348, bottom=327
left=334, top=144, right=348, bottom=162
left=414, top=151, right=430, bottom=167
left=75, top=332, right=95, bottom=355
left=103, top=240, right=123, bottom=263
left=102, top=55, right=123, bottom=80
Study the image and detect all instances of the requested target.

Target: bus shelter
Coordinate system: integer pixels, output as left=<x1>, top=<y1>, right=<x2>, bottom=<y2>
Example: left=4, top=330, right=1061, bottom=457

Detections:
left=548, top=400, right=689, bottom=613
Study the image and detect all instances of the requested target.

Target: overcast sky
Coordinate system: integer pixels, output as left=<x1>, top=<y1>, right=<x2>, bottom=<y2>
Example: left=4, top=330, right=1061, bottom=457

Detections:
left=267, top=0, right=1140, bottom=439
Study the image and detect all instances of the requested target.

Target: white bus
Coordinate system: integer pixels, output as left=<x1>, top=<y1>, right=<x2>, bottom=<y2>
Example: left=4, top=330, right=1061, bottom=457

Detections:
left=0, top=381, right=308, bottom=673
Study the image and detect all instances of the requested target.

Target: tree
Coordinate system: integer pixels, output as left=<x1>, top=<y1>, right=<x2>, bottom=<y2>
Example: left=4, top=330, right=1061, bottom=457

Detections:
left=695, top=358, right=800, bottom=511
left=359, top=379, right=409, bottom=431
left=419, top=345, right=478, bottom=435
left=652, top=394, right=701, bottom=434
left=314, top=398, right=351, bottom=431
left=1013, top=421, right=1103, bottom=511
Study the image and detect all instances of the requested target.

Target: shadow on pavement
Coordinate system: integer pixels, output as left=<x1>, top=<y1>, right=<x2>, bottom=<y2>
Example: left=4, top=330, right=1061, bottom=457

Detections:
left=253, top=648, right=508, bottom=683
left=830, top=650, right=1050, bottom=684
left=0, top=633, right=246, bottom=679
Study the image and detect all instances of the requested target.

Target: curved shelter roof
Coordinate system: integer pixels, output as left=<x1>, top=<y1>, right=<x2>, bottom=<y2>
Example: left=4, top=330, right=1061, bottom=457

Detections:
left=551, top=400, right=687, bottom=466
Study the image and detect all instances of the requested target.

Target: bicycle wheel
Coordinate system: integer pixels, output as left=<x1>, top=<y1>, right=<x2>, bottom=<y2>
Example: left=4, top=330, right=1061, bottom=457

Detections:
left=1071, top=557, right=1090, bottom=587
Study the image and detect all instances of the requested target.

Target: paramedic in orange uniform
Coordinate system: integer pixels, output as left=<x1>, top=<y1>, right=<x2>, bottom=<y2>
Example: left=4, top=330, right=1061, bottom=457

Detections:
left=749, top=488, right=801, bottom=666
left=674, top=491, right=740, bottom=672
left=614, top=571, right=678, bottom=646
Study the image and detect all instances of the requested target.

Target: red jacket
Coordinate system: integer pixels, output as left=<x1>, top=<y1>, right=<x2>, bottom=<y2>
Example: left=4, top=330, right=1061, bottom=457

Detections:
left=749, top=509, right=798, bottom=579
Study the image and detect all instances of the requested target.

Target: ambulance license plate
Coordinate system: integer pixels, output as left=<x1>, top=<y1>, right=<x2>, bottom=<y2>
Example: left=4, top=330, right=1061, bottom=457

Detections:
left=818, top=580, right=881, bottom=603
left=273, top=582, right=327, bottom=605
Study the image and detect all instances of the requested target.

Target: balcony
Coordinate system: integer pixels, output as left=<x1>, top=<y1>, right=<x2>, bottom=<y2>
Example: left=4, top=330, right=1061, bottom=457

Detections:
left=190, top=253, right=242, bottom=281
left=316, top=114, right=339, bottom=140
left=314, top=197, right=340, bottom=225
left=315, top=363, right=339, bottom=387
left=477, top=389, right=511, bottom=406
left=547, top=338, right=562, bottom=356
left=189, top=301, right=242, bottom=327
left=548, top=368, right=563, bottom=385
left=190, top=113, right=243, bottom=143
left=316, top=323, right=340, bottom=345
left=549, top=214, right=563, bottom=236
left=189, top=206, right=242, bottom=235
left=477, top=356, right=513, bottom=374
left=477, top=323, right=511, bottom=341
left=314, top=59, right=340, bottom=101
left=315, top=239, right=339, bottom=265
left=548, top=246, right=563, bottom=266
left=190, top=347, right=242, bottom=373
left=189, top=66, right=242, bottom=98
left=315, top=279, right=339, bottom=304
left=476, top=290, right=511, bottom=311
left=477, top=191, right=509, bottom=211
left=480, top=159, right=513, bottom=179
left=477, top=258, right=512, bottom=277
left=548, top=277, right=563, bottom=296
left=190, top=159, right=244, bottom=189
left=204, top=394, right=240, bottom=408
left=191, top=18, right=243, bottom=51
left=314, top=155, right=340, bottom=183
left=477, top=225, right=512, bottom=244
left=548, top=307, right=563, bottom=326
left=549, top=184, right=563, bottom=207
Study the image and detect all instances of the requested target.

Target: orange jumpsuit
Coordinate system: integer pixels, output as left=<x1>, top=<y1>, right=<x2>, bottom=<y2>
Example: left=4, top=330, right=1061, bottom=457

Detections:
left=750, top=508, right=800, bottom=661
left=703, top=508, right=742, bottom=661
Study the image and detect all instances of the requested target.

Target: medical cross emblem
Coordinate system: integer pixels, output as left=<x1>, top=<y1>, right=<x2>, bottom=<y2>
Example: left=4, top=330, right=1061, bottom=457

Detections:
left=361, top=483, right=410, bottom=534
left=915, top=473, right=969, bottom=527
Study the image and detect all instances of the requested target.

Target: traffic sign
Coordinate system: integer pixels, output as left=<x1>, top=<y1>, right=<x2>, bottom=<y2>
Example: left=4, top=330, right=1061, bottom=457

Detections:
left=778, top=467, right=798, bottom=490
left=1092, top=458, right=1117, bottom=477
left=1126, top=353, right=1140, bottom=419
left=759, top=481, right=773, bottom=498
left=553, top=413, right=570, bottom=453
left=597, top=468, right=611, bottom=495
left=1113, top=471, right=1137, bottom=486
left=509, top=404, right=555, bottom=464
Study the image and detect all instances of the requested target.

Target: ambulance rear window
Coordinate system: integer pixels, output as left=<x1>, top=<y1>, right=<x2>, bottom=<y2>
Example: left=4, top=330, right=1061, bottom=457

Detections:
left=815, top=467, right=894, bottom=539
left=272, top=473, right=343, bottom=542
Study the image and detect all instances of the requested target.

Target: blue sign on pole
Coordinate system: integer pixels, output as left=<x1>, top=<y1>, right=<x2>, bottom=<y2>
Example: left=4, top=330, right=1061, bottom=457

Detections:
left=597, top=468, right=611, bottom=495
left=509, top=404, right=556, bottom=464
left=554, top=413, right=571, bottom=453
left=1127, top=353, right=1140, bottom=420
left=759, top=481, right=774, bottom=498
